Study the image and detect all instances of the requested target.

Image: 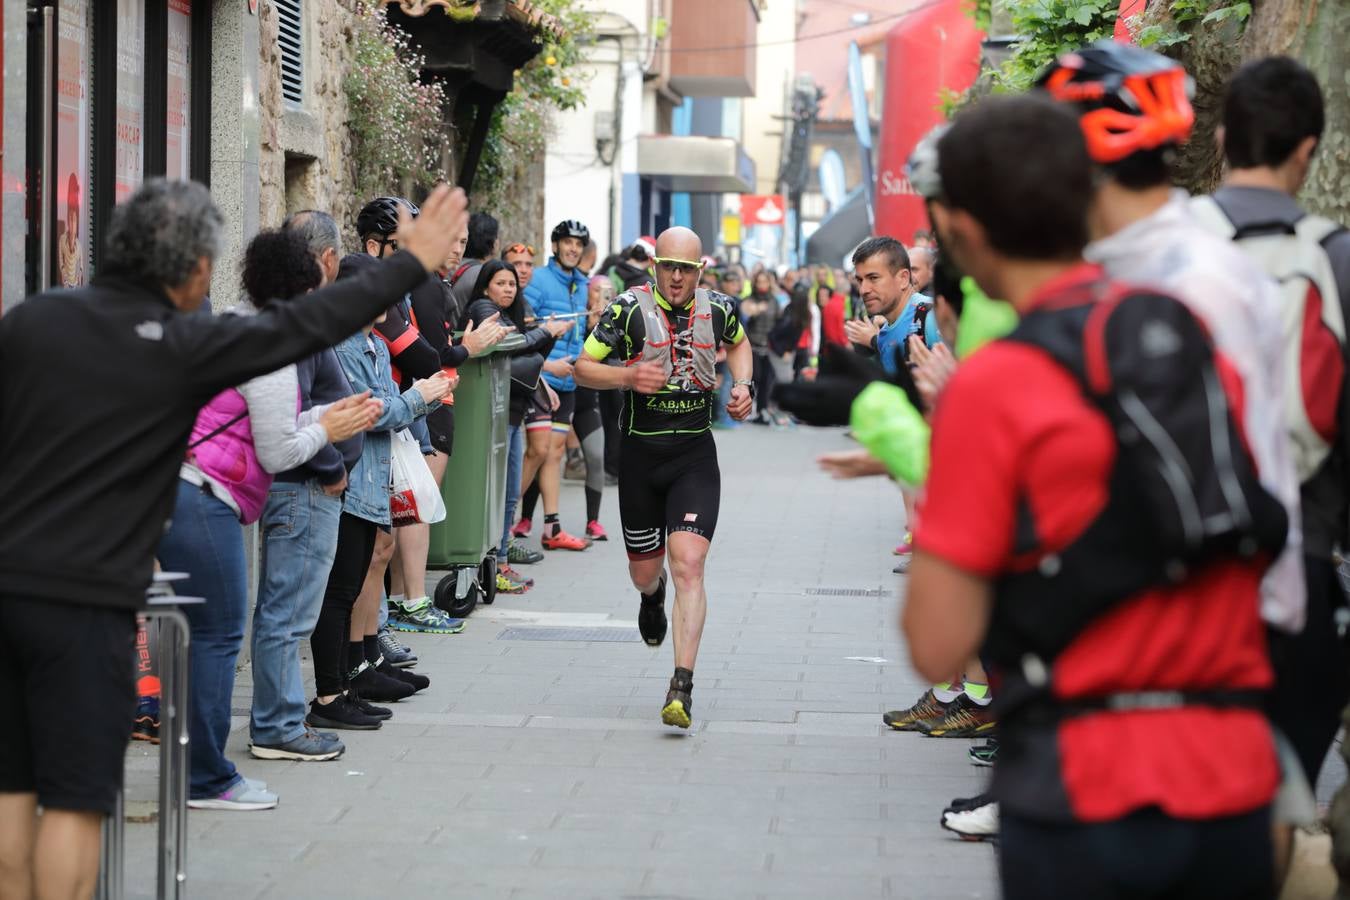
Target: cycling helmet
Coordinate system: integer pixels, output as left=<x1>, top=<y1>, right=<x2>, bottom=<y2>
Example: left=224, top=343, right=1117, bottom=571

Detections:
left=550, top=219, right=590, bottom=244
left=906, top=124, right=949, bottom=201
left=1035, top=41, right=1194, bottom=164
left=356, top=197, right=419, bottom=239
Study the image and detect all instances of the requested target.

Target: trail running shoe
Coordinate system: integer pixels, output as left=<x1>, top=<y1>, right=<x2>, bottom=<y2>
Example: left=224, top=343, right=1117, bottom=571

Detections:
left=388, top=597, right=466, bottom=634
left=585, top=520, right=609, bottom=541
left=894, top=532, right=913, bottom=555
left=507, top=539, right=544, bottom=565
left=499, top=563, right=533, bottom=587
left=638, top=576, right=668, bottom=647
left=969, top=738, right=999, bottom=767
left=496, top=571, right=529, bottom=595
left=511, top=517, right=533, bottom=539
left=941, top=798, right=999, bottom=842
left=249, top=727, right=345, bottom=762
left=542, top=529, right=589, bottom=551
left=132, top=695, right=160, bottom=744
left=882, top=689, right=950, bottom=731
left=377, top=626, right=418, bottom=668
left=918, top=694, right=996, bottom=738
left=661, top=668, right=694, bottom=729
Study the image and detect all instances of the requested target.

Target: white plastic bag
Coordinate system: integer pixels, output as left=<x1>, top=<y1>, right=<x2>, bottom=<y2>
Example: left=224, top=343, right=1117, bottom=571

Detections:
left=389, top=428, right=446, bottom=526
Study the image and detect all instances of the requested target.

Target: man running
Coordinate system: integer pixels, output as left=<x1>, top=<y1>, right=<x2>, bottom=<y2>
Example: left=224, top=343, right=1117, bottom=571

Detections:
left=574, top=226, right=753, bottom=728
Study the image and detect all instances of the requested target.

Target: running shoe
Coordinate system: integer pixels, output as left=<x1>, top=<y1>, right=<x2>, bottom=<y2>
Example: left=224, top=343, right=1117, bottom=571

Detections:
left=388, top=597, right=466, bottom=634
left=377, top=626, right=418, bottom=668
left=499, top=563, right=534, bottom=587
left=187, top=779, right=279, bottom=811
left=585, top=520, right=609, bottom=541
left=542, top=529, right=589, bottom=551
left=941, top=798, right=999, bottom=842
left=132, top=695, right=160, bottom=744
left=511, top=517, right=533, bottom=539
left=661, top=668, right=694, bottom=729
left=638, top=576, right=668, bottom=647
left=969, top=738, right=999, bottom=767
left=917, top=694, right=996, bottom=738
left=894, top=532, right=913, bottom=555
left=882, top=689, right=950, bottom=731
left=496, top=571, right=529, bottom=595
left=249, top=727, right=344, bottom=762
left=945, top=792, right=993, bottom=814
left=507, top=539, right=544, bottom=565
left=892, top=558, right=911, bottom=575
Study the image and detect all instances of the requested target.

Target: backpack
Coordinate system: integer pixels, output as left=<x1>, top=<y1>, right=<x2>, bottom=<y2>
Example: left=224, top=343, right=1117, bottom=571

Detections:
left=1190, top=196, right=1347, bottom=482
left=987, top=281, right=1288, bottom=668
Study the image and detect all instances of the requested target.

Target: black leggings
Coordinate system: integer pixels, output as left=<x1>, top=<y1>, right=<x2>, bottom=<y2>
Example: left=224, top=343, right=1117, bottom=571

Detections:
left=310, top=513, right=377, bottom=697
left=523, top=389, right=606, bottom=524
left=752, top=351, right=777, bottom=414
left=600, top=388, right=623, bottom=477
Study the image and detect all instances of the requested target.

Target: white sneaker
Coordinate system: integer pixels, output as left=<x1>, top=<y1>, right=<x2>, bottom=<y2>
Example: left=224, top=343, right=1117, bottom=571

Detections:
left=187, top=779, right=279, bottom=811
left=941, top=800, right=998, bottom=841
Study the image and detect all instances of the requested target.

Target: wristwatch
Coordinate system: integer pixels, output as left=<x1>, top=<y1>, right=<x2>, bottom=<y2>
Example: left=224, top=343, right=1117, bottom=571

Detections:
left=733, top=378, right=756, bottom=399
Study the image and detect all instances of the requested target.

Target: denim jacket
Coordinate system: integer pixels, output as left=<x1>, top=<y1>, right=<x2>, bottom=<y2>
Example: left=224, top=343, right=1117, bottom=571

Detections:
left=334, top=331, right=430, bottom=526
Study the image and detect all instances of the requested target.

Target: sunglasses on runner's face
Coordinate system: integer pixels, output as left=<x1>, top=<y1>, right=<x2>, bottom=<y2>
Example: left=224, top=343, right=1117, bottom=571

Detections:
left=654, top=257, right=703, bottom=276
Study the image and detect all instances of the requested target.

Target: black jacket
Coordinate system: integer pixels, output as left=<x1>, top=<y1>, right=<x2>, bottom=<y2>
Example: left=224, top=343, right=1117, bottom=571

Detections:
left=0, top=251, right=428, bottom=610
left=274, top=347, right=362, bottom=486
left=466, top=297, right=558, bottom=425
left=610, top=261, right=654, bottom=292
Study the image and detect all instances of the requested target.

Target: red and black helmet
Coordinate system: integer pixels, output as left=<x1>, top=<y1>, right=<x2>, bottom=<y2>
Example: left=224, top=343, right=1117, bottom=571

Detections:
left=1036, top=41, right=1194, bottom=164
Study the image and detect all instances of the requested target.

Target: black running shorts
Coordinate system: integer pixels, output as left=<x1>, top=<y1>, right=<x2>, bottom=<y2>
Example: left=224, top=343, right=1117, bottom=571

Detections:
left=618, top=432, right=721, bottom=560
left=0, top=595, right=137, bottom=815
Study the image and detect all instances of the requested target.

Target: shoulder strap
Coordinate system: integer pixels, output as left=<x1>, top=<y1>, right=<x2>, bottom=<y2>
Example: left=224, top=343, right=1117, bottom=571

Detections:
left=1295, top=213, right=1347, bottom=248
left=188, top=410, right=248, bottom=450
left=1189, top=195, right=1238, bottom=239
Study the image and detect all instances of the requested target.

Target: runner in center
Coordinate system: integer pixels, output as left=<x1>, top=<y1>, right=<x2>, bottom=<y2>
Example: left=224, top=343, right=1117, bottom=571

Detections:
left=574, top=226, right=753, bottom=728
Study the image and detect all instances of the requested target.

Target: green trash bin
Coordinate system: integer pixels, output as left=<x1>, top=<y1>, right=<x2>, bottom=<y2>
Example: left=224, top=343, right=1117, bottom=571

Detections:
left=428, top=334, right=523, bottom=618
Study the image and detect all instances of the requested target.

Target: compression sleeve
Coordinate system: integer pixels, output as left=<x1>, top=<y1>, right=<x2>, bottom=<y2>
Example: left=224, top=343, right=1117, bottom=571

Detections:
left=850, top=381, right=931, bottom=488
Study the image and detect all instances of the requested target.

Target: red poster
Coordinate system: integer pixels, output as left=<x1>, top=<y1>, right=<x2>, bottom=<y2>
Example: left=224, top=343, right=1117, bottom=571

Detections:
left=740, top=195, right=786, bottom=227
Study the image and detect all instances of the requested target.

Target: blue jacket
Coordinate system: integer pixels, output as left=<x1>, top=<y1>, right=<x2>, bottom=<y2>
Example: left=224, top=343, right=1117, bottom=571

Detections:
left=334, top=331, right=431, bottom=526
left=525, top=258, right=589, bottom=391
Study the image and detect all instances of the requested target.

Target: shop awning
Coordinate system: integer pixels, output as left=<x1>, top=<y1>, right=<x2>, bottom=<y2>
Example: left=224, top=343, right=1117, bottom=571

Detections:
left=637, top=135, right=756, bottom=194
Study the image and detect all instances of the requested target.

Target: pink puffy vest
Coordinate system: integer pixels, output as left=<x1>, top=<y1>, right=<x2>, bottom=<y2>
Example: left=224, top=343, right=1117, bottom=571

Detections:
left=186, top=388, right=297, bottom=524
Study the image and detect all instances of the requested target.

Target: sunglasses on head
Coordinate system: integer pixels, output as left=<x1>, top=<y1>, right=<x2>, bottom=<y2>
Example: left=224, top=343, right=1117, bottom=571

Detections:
left=503, top=243, right=536, bottom=257
left=653, top=257, right=703, bottom=276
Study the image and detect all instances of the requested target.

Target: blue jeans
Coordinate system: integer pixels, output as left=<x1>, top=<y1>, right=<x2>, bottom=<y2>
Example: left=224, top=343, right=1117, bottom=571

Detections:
left=249, top=480, right=343, bottom=747
left=498, top=424, right=524, bottom=562
left=155, top=480, right=247, bottom=800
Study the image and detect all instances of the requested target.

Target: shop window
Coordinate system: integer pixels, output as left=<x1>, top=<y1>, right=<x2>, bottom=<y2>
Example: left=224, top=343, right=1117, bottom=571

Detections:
left=55, top=0, right=92, bottom=288
left=166, top=0, right=192, bottom=180
left=115, top=0, right=145, bottom=203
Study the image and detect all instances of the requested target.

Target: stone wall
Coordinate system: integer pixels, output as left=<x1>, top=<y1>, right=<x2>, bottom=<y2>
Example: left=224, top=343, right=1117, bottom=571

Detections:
left=256, top=0, right=360, bottom=246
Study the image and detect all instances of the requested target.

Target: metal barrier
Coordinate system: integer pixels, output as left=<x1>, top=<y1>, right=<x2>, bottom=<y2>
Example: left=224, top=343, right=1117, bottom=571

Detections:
left=98, top=576, right=199, bottom=900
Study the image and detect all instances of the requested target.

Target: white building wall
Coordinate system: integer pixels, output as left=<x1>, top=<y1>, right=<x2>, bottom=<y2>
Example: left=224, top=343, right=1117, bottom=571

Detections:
left=743, top=0, right=795, bottom=197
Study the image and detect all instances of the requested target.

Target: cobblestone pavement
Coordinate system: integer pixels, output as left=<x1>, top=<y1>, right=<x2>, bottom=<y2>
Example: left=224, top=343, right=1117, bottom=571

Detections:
left=122, top=424, right=997, bottom=899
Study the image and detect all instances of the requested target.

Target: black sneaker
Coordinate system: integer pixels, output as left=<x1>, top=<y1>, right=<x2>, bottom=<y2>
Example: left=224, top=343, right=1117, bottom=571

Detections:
left=969, top=737, right=999, bottom=767
left=347, top=689, right=392, bottom=720
left=377, top=658, right=429, bottom=693
left=306, top=696, right=382, bottom=731
left=349, top=662, right=415, bottom=703
left=661, top=667, right=694, bottom=729
left=638, top=576, right=668, bottom=647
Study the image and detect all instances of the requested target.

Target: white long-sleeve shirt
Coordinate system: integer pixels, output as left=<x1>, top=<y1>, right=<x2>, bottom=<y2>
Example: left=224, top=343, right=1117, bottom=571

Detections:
left=1087, top=191, right=1306, bottom=633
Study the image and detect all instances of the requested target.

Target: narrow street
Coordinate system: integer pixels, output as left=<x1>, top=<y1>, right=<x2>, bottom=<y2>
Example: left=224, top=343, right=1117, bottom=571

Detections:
left=124, top=425, right=996, bottom=899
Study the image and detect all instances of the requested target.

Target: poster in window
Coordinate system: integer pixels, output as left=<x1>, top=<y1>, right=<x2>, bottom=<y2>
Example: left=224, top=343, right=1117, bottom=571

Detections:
left=116, top=0, right=145, bottom=202
left=166, top=0, right=192, bottom=180
left=55, top=0, right=90, bottom=288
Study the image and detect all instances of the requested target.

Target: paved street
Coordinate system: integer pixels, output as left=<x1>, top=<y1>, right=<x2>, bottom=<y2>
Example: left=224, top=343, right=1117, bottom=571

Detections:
left=123, top=424, right=997, bottom=899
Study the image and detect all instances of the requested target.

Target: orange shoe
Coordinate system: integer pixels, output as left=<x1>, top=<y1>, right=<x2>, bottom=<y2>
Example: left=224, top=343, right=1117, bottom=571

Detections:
left=585, top=520, right=609, bottom=541
left=542, top=529, right=590, bottom=551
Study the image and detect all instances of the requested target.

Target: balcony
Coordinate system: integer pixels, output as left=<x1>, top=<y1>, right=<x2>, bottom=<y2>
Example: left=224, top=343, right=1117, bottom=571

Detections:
left=637, top=134, right=755, bottom=194
left=667, top=0, right=759, bottom=97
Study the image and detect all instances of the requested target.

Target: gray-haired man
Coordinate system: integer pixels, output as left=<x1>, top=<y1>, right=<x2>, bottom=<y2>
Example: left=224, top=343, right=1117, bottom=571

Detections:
left=0, top=180, right=467, bottom=898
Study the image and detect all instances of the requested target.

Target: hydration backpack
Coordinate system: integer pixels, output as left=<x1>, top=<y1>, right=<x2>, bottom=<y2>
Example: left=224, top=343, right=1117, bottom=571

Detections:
left=1190, top=196, right=1347, bottom=482
left=987, top=281, right=1288, bottom=667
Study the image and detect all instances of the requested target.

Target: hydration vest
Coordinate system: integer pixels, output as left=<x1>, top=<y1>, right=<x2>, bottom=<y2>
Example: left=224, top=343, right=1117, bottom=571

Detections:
left=984, top=278, right=1287, bottom=710
left=632, top=286, right=718, bottom=392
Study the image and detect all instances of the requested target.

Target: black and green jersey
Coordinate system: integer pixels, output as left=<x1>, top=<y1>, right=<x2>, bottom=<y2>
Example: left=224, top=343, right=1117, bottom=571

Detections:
left=583, top=286, right=745, bottom=442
